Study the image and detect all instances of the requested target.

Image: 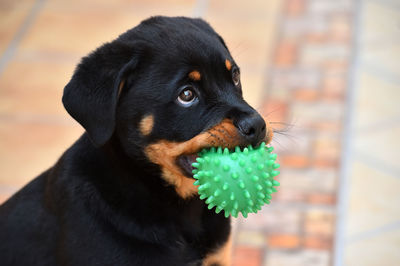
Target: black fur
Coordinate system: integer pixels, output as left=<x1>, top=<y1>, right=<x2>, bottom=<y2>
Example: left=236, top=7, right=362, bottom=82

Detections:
left=0, top=16, right=265, bottom=265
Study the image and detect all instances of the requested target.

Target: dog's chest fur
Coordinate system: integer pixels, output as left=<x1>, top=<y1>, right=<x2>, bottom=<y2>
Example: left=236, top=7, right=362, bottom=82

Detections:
left=0, top=135, right=230, bottom=265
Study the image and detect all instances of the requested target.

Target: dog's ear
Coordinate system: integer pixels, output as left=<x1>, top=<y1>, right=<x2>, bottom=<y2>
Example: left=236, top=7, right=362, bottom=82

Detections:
left=63, top=41, right=141, bottom=147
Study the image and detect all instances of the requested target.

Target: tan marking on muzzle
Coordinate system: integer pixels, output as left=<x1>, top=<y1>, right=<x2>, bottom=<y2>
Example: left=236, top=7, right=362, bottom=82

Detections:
left=144, top=119, right=240, bottom=199
left=264, top=120, right=274, bottom=145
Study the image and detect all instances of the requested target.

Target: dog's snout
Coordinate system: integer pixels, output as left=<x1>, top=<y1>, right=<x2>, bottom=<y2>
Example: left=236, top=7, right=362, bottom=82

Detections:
left=236, top=114, right=266, bottom=147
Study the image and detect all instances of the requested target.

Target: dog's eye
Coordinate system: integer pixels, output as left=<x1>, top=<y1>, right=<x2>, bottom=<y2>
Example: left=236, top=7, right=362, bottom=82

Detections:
left=177, top=87, right=198, bottom=107
left=232, top=68, right=240, bottom=86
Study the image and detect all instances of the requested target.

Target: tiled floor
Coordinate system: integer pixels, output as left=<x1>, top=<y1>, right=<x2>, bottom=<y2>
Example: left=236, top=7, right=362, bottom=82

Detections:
left=1, top=0, right=399, bottom=265
left=338, top=1, right=400, bottom=265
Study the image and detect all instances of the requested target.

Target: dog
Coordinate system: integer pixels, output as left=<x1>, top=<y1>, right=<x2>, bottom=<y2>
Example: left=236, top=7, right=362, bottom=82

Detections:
left=0, top=16, right=272, bottom=266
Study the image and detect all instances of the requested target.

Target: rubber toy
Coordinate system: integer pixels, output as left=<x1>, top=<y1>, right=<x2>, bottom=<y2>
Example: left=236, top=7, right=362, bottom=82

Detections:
left=192, top=142, right=280, bottom=218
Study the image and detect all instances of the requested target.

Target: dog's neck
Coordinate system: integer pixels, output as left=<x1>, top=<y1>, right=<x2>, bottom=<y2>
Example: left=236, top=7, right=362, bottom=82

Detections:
left=71, top=134, right=204, bottom=219
left=45, top=133, right=228, bottom=249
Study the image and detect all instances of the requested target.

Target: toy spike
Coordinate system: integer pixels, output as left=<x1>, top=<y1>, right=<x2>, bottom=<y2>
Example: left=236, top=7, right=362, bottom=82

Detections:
left=271, top=171, right=280, bottom=177
left=205, top=196, right=214, bottom=204
left=224, top=211, right=230, bottom=218
left=223, top=148, right=229, bottom=155
left=262, top=172, right=270, bottom=179
left=231, top=172, right=239, bottom=179
left=231, top=209, right=238, bottom=218
left=272, top=180, right=280, bottom=186
left=230, top=192, right=235, bottom=201
left=214, top=189, right=221, bottom=197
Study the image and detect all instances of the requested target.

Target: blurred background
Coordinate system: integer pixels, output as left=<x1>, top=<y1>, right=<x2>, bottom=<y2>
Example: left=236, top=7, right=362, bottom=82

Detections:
left=0, top=0, right=399, bottom=265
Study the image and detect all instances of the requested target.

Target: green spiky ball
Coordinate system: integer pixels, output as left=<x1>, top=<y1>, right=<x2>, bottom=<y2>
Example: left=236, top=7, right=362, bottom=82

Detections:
left=192, top=142, right=280, bottom=218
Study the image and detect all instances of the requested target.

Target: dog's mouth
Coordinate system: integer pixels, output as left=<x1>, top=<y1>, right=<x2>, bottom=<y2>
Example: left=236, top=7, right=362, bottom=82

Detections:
left=145, top=119, right=273, bottom=198
left=176, top=146, right=247, bottom=179
left=177, top=154, right=200, bottom=179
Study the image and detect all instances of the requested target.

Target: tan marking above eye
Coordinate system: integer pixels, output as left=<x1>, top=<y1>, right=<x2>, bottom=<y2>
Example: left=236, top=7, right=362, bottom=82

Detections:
left=188, top=70, right=201, bottom=81
left=139, top=115, right=154, bottom=136
left=263, top=118, right=274, bottom=145
left=225, top=59, right=232, bottom=71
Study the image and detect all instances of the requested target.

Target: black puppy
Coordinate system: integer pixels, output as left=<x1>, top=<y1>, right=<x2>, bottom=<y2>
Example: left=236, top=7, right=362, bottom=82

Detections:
left=0, top=16, right=272, bottom=266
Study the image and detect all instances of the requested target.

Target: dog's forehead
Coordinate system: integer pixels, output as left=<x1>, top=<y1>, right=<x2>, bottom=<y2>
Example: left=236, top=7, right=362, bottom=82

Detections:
left=130, top=17, right=230, bottom=65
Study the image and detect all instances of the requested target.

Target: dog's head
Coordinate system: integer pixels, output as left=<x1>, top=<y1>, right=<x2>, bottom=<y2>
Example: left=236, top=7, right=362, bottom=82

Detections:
left=63, top=16, right=273, bottom=199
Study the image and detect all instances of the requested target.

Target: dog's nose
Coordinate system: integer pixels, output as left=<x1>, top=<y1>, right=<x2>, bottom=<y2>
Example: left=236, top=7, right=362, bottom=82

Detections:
left=236, top=114, right=266, bottom=147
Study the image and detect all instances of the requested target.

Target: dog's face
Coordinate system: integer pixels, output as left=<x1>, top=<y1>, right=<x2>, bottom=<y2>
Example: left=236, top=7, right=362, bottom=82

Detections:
left=63, top=16, right=273, bottom=199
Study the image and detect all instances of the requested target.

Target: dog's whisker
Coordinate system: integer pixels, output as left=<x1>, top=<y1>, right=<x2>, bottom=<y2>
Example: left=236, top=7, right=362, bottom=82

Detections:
left=274, top=130, right=298, bottom=140
left=269, top=122, right=294, bottom=126
left=231, top=42, right=247, bottom=57
left=262, top=107, right=284, bottom=118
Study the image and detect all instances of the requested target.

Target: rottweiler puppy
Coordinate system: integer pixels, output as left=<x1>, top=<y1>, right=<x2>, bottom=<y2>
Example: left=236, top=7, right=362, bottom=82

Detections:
left=0, top=16, right=272, bottom=266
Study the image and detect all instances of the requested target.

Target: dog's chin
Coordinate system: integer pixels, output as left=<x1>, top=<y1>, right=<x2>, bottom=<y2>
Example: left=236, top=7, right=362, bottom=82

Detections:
left=177, top=154, right=199, bottom=179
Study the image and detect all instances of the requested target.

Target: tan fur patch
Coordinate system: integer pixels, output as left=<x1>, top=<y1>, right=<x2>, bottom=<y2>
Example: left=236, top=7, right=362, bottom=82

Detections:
left=189, top=70, right=201, bottom=81
left=225, top=59, right=232, bottom=71
left=203, top=233, right=233, bottom=266
left=139, top=115, right=154, bottom=136
left=118, top=80, right=125, bottom=97
left=145, top=119, right=241, bottom=199
left=264, top=120, right=274, bottom=145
